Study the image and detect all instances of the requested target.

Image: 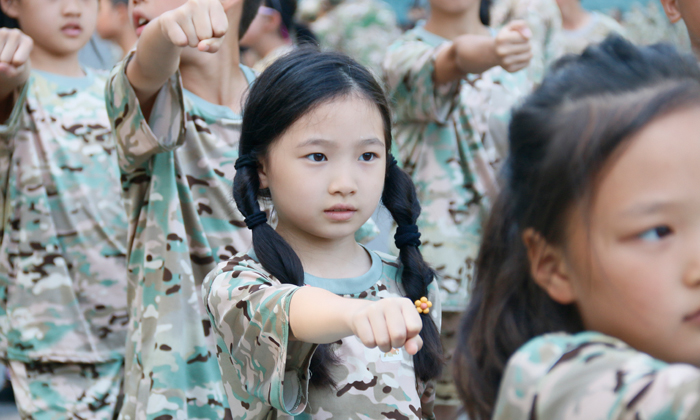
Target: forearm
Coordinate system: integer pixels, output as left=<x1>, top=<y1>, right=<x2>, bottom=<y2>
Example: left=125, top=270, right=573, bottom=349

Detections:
left=289, top=287, right=368, bottom=344
left=434, top=35, right=498, bottom=85
left=126, top=18, right=182, bottom=112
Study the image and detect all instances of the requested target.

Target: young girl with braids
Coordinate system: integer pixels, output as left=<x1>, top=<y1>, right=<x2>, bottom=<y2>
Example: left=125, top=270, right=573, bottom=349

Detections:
left=456, top=35, right=700, bottom=420
left=202, top=48, right=443, bottom=419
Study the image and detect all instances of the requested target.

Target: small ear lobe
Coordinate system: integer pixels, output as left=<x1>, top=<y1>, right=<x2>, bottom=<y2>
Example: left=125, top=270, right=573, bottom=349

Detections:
left=522, top=229, right=577, bottom=305
left=660, top=0, right=683, bottom=24
left=257, top=160, right=269, bottom=189
left=0, top=0, right=21, bottom=19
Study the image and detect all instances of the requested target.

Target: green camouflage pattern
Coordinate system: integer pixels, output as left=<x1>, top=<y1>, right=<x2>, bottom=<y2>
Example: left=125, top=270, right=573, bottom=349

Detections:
left=549, top=11, right=627, bottom=60
left=9, top=359, right=123, bottom=420
left=203, top=248, right=441, bottom=419
left=621, top=1, right=691, bottom=52
left=105, top=52, right=256, bottom=420
left=495, top=331, right=700, bottom=420
left=305, top=0, right=401, bottom=75
left=0, top=69, right=128, bottom=364
left=382, top=25, right=530, bottom=311
left=490, top=0, right=562, bottom=83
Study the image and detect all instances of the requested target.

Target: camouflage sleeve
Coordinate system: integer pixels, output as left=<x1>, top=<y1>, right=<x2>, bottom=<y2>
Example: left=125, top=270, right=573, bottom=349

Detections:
left=0, top=81, right=29, bottom=143
left=382, top=39, right=460, bottom=124
left=494, top=332, right=700, bottom=420
left=105, top=50, right=187, bottom=173
left=206, top=262, right=318, bottom=415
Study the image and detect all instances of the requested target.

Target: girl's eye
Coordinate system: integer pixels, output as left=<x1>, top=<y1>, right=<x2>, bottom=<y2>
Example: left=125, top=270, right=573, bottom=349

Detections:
left=360, top=152, right=376, bottom=162
left=306, top=153, right=326, bottom=162
left=638, top=225, right=673, bottom=242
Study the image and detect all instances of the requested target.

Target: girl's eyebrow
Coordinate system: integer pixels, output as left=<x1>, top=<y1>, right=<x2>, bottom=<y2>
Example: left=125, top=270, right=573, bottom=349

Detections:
left=621, top=201, right=676, bottom=216
left=296, top=138, right=384, bottom=148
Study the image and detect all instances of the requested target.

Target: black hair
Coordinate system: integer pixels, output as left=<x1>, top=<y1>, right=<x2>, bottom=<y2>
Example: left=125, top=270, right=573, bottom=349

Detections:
left=480, top=0, right=490, bottom=26
left=234, top=47, right=443, bottom=387
left=264, top=0, right=317, bottom=45
left=454, top=35, right=700, bottom=420
left=240, top=0, right=264, bottom=39
left=0, top=7, right=19, bottom=28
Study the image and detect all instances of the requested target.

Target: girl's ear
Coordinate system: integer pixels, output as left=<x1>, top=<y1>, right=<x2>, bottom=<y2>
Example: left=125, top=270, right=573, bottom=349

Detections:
left=660, top=0, right=683, bottom=24
left=522, top=228, right=577, bottom=305
left=258, top=159, right=269, bottom=189
left=0, top=0, right=20, bottom=19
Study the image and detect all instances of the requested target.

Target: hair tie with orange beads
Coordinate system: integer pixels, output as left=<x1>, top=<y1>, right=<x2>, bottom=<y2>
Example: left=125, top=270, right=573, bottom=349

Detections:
left=415, top=297, right=432, bottom=314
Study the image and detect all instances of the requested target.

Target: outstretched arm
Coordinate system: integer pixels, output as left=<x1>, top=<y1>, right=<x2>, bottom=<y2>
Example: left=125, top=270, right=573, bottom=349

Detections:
left=434, top=20, right=532, bottom=85
left=0, top=28, right=32, bottom=124
left=289, top=287, right=424, bottom=355
left=125, top=0, right=228, bottom=118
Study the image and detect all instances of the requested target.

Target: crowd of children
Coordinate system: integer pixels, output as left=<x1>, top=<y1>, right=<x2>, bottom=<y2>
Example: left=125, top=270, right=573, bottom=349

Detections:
left=0, top=0, right=699, bottom=418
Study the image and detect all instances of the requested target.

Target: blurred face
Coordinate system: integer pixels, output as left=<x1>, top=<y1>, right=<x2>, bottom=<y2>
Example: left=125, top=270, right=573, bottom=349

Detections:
left=561, top=106, right=700, bottom=365
left=428, top=0, right=477, bottom=16
left=129, top=0, right=186, bottom=37
left=96, top=0, right=129, bottom=40
left=240, top=6, right=277, bottom=48
left=5, top=0, right=97, bottom=56
left=259, top=95, right=386, bottom=246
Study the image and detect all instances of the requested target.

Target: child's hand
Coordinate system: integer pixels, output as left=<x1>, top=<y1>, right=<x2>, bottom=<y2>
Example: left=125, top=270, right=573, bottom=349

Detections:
left=157, top=0, right=229, bottom=53
left=494, top=20, right=532, bottom=73
left=0, top=28, right=33, bottom=80
left=348, top=298, right=424, bottom=355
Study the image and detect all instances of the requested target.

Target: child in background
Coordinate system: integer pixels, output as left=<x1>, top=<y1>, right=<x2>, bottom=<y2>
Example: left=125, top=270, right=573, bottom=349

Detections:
left=490, top=0, right=560, bottom=82
left=550, top=0, right=626, bottom=59
left=456, top=36, right=700, bottom=420
left=661, top=0, right=700, bottom=59
left=104, top=0, right=261, bottom=416
left=0, top=0, right=128, bottom=417
left=203, top=48, right=443, bottom=419
left=382, top=0, right=530, bottom=415
left=96, top=0, right=136, bottom=58
left=240, top=0, right=316, bottom=72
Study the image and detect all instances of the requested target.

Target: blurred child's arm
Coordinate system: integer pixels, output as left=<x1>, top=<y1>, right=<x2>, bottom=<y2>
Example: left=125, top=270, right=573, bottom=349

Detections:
left=434, top=20, right=532, bottom=85
left=125, top=0, right=228, bottom=118
left=289, top=286, right=424, bottom=355
left=0, top=28, right=32, bottom=124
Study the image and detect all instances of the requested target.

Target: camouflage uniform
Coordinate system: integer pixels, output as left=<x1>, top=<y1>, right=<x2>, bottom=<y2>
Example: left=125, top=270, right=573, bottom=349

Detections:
left=306, top=0, right=401, bottom=75
left=494, top=331, right=700, bottom=419
left=549, top=12, right=626, bottom=61
left=0, top=69, right=128, bottom=418
left=490, top=0, right=561, bottom=83
left=105, top=52, right=256, bottom=420
left=203, top=247, right=442, bottom=419
left=621, top=1, right=691, bottom=52
left=383, top=24, right=530, bottom=406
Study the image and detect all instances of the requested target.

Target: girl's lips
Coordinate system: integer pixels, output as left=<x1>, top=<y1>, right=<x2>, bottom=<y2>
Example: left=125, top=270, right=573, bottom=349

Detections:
left=323, top=209, right=357, bottom=222
left=61, top=25, right=82, bottom=37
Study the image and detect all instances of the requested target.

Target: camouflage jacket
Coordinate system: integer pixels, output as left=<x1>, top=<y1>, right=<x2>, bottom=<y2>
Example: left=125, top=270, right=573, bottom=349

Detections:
left=549, top=12, right=627, bottom=61
left=309, top=0, right=401, bottom=75
left=0, top=69, right=128, bottom=363
left=382, top=25, right=530, bottom=311
left=495, top=332, right=700, bottom=420
left=203, top=247, right=441, bottom=419
left=105, top=52, right=255, bottom=420
left=490, top=0, right=561, bottom=83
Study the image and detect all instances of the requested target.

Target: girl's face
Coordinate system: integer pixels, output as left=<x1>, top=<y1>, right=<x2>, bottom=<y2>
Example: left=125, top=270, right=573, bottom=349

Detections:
left=259, top=95, right=386, bottom=246
left=4, top=0, right=97, bottom=56
left=561, top=106, right=700, bottom=365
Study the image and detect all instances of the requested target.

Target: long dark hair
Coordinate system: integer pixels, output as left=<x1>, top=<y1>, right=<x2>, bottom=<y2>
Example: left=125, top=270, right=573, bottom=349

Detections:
left=0, top=7, right=19, bottom=28
left=454, top=35, right=700, bottom=420
left=480, top=0, right=491, bottom=26
left=234, top=47, right=443, bottom=388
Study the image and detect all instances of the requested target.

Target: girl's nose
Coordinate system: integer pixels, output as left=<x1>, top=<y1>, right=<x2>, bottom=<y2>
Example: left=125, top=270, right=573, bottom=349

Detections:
left=328, top=167, right=357, bottom=197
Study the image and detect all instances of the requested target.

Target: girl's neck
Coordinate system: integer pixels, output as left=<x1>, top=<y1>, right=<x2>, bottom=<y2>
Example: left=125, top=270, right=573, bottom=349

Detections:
left=275, top=224, right=372, bottom=280
left=424, top=6, right=489, bottom=40
left=559, top=2, right=591, bottom=31
left=180, top=33, right=247, bottom=114
left=29, top=46, right=84, bottom=77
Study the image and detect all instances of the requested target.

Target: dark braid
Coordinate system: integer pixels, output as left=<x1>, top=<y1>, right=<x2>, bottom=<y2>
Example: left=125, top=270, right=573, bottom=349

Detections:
left=382, top=160, right=443, bottom=382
